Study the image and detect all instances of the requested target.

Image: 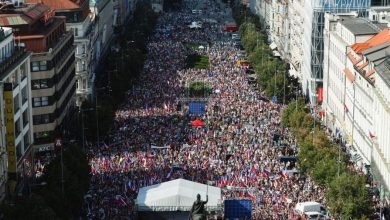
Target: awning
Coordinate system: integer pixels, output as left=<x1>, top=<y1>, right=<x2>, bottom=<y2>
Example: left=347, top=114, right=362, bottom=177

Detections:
left=191, top=118, right=205, bottom=127
left=269, top=42, right=277, bottom=50
left=136, top=178, right=222, bottom=212
left=273, top=50, right=281, bottom=57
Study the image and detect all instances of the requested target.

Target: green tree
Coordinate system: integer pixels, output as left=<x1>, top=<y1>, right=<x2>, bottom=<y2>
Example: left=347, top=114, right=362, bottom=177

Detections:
left=311, top=158, right=340, bottom=186
left=0, top=193, right=59, bottom=220
left=37, top=144, right=90, bottom=219
left=326, top=173, right=373, bottom=219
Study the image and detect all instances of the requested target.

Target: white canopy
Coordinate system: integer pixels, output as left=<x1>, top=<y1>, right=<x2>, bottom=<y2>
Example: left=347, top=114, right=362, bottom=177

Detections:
left=136, top=178, right=222, bottom=212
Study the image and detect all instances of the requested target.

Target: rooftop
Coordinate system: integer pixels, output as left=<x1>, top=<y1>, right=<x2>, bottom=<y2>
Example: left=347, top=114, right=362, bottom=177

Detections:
left=374, top=57, right=390, bottom=87
left=0, top=26, right=12, bottom=42
left=0, top=48, right=30, bottom=79
left=352, top=28, right=390, bottom=53
left=341, top=17, right=381, bottom=35
left=25, top=0, right=85, bottom=11
left=369, top=6, right=390, bottom=12
left=363, top=42, right=390, bottom=64
left=0, top=3, right=49, bottom=26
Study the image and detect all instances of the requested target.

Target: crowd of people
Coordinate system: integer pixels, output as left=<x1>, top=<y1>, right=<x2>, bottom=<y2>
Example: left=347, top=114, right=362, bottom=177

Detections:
left=84, top=1, right=326, bottom=219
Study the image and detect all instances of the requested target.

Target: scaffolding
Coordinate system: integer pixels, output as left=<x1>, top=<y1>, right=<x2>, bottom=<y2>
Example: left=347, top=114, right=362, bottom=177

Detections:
left=304, top=0, right=370, bottom=103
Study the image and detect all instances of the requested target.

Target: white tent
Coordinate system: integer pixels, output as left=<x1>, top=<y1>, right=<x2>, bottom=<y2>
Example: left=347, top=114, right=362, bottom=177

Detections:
left=136, top=178, right=222, bottom=212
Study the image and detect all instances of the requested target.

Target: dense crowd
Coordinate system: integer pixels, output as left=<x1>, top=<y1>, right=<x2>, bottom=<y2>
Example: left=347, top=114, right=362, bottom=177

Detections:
left=84, top=1, right=326, bottom=220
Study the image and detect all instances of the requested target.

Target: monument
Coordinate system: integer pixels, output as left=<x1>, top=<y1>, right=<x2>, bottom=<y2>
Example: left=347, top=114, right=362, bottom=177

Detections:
left=188, top=194, right=208, bottom=220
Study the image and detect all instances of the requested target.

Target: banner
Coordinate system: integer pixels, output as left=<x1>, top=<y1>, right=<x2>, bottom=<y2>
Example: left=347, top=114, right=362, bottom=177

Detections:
left=4, top=83, right=16, bottom=177
left=151, top=145, right=170, bottom=149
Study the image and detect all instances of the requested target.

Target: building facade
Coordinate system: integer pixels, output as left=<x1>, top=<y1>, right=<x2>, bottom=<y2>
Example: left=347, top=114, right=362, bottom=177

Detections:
left=26, top=0, right=94, bottom=106
left=0, top=2, right=76, bottom=148
left=323, top=13, right=390, bottom=190
left=287, top=0, right=304, bottom=79
left=251, top=0, right=371, bottom=104
left=90, top=0, right=114, bottom=94
left=301, top=0, right=370, bottom=105
left=0, top=26, right=34, bottom=198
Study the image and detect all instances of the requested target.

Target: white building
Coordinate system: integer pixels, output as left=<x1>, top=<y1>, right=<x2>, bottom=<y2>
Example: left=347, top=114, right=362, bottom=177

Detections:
left=323, top=13, right=390, bottom=190
left=0, top=27, right=34, bottom=199
left=90, top=0, right=114, bottom=92
left=287, top=0, right=304, bottom=79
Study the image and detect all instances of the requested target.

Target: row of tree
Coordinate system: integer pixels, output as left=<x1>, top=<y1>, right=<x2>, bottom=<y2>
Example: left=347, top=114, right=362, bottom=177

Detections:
left=232, top=4, right=374, bottom=219
left=282, top=99, right=373, bottom=219
left=0, top=144, right=89, bottom=219
left=232, top=5, right=300, bottom=104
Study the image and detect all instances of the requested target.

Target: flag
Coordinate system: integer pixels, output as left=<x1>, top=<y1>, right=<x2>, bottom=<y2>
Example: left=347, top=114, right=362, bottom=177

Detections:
left=344, top=104, right=349, bottom=112
left=369, top=131, right=375, bottom=139
left=202, top=159, right=209, bottom=169
left=115, top=195, right=127, bottom=206
left=246, top=192, right=256, bottom=200
left=166, top=170, right=172, bottom=179
left=281, top=170, right=289, bottom=179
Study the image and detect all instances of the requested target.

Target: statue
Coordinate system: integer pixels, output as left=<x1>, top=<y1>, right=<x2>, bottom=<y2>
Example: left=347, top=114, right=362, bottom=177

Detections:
left=188, top=194, right=208, bottom=220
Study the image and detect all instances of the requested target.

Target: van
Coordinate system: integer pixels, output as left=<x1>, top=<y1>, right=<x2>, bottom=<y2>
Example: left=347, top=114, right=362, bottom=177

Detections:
left=295, top=202, right=329, bottom=219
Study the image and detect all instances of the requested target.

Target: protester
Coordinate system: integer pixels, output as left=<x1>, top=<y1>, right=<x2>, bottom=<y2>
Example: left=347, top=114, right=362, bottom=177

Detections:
left=84, top=1, right=326, bottom=219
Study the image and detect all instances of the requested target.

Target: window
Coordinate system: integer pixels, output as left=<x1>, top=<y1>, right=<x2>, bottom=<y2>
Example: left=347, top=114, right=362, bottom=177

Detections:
left=33, top=97, right=49, bottom=107
left=40, top=79, right=48, bottom=88
left=31, top=61, right=48, bottom=72
left=22, top=87, right=27, bottom=103
left=39, top=61, right=47, bottom=71
left=82, top=79, right=87, bottom=90
left=16, top=143, right=22, bottom=161
left=74, top=28, right=78, bottom=37
left=15, top=119, right=21, bottom=137
left=32, top=61, right=39, bottom=72
left=22, top=110, right=29, bottom=127
left=33, top=114, right=51, bottom=125
left=23, top=133, right=30, bottom=147
left=13, top=95, right=19, bottom=112
left=32, top=79, right=50, bottom=89
left=20, top=63, right=27, bottom=80
left=32, top=80, right=40, bottom=89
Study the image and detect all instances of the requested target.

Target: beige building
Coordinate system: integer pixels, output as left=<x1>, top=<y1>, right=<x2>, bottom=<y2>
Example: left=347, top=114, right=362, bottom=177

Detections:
left=0, top=2, right=76, bottom=148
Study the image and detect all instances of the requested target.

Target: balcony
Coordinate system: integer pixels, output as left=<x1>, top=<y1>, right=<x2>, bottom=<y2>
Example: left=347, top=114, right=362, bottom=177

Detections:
left=0, top=49, right=30, bottom=77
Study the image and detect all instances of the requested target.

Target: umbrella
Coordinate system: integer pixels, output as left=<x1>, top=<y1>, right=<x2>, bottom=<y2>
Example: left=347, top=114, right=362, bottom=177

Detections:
left=191, top=118, right=205, bottom=127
